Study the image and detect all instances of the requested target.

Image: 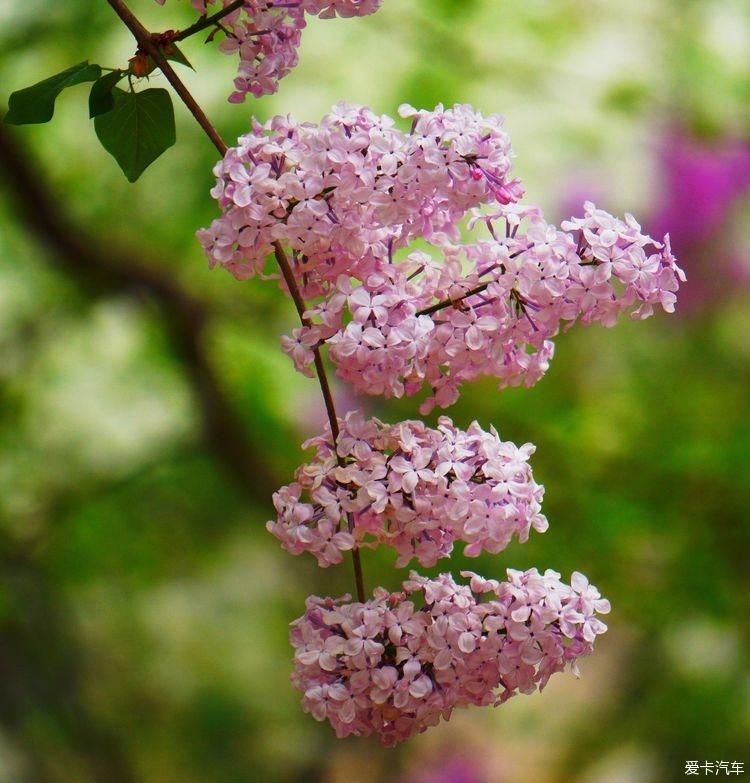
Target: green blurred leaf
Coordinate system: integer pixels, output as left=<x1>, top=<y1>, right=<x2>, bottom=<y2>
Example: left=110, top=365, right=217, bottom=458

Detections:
left=5, top=61, right=101, bottom=125
left=94, top=87, right=176, bottom=182
left=602, top=80, right=650, bottom=114
left=88, top=70, right=124, bottom=118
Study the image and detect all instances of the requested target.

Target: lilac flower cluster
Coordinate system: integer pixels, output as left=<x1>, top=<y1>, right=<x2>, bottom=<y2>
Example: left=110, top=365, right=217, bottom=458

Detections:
left=291, top=569, right=610, bottom=745
left=198, top=102, right=518, bottom=289
left=200, top=103, right=684, bottom=412
left=156, top=2, right=382, bottom=101
left=267, top=412, right=548, bottom=567
left=319, top=201, right=684, bottom=412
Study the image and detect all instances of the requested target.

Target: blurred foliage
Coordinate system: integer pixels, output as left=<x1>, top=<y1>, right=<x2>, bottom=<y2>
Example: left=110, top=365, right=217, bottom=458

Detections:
left=0, top=1, right=748, bottom=782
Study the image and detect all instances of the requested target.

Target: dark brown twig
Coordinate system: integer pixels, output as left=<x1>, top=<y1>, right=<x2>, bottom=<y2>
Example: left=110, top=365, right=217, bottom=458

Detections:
left=173, top=0, right=245, bottom=43
left=274, top=244, right=366, bottom=602
left=416, top=281, right=492, bottom=316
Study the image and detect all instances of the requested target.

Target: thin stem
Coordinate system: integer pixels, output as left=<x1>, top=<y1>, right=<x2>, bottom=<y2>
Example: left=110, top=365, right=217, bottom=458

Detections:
left=416, top=246, right=532, bottom=317
left=272, top=243, right=340, bottom=440
left=274, top=244, right=366, bottom=602
left=348, top=521, right=366, bottom=604
left=417, top=280, right=491, bottom=316
left=173, top=0, right=245, bottom=43
left=106, top=0, right=367, bottom=603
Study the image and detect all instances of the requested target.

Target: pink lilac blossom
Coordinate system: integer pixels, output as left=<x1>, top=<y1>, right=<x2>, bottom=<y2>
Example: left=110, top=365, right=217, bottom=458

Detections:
left=199, top=103, right=683, bottom=412
left=266, top=411, right=547, bottom=568
left=299, top=201, right=685, bottom=412
left=155, top=2, right=382, bottom=101
left=198, top=102, right=519, bottom=292
left=290, top=568, right=610, bottom=745
left=219, top=2, right=307, bottom=103
left=301, top=0, right=383, bottom=17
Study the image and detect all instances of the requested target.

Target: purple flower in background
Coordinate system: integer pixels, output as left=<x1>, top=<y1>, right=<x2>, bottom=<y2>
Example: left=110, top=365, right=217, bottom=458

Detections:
left=408, top=755, right=485, bottom=783
left=650, top=128, right=750, bottom=310
left=653, top=129, right=750, bottom=242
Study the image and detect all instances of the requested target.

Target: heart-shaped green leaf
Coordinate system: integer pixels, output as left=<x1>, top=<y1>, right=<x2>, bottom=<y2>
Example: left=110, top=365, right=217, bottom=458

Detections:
left=94, top=87, right=176, bottom=182
left=5, top=61, right=102, bottom=125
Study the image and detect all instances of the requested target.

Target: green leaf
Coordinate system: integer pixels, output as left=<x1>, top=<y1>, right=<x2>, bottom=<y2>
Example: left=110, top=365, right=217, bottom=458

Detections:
left=94, top=87, right=176, bottom=182
left=5, top=61, right=101, bottom=125
left=88, top=71, right=125, bottom=118
left=163, top=43, right=194, bottom=71
left=139, top=44, right=194, bottom=77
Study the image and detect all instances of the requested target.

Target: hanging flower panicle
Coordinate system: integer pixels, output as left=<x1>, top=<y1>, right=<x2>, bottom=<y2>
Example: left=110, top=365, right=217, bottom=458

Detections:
left=267, top=412, right=548, bottom=567
left=198, top=102, right=518, bottom=290
left=291, top=569, right=610, bottom=745
left=201, top=103, right=683, bottom=411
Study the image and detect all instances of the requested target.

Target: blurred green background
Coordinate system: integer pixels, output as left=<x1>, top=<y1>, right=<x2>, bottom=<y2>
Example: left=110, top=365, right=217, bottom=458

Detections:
left=1, top=1, right=749, bottom=781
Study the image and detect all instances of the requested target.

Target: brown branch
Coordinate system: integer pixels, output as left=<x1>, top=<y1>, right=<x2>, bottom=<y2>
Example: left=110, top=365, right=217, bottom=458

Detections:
left=173, top=0, right=245, bottom=42
left=273, top=244, right=340, bottom=439
left=0, top=123, right=275, bottom=499
left=273, top=244, right=366, bottom=602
